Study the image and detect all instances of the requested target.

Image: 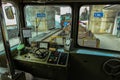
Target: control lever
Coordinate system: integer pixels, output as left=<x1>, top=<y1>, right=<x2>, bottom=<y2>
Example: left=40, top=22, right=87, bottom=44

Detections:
left=34, top=48, right=49, bottom=59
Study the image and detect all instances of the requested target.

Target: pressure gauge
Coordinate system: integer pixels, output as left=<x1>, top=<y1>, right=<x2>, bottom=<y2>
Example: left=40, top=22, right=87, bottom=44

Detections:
left=65, top=39, right=71, bottom=46
left=64, top=38, right=72, bottom=51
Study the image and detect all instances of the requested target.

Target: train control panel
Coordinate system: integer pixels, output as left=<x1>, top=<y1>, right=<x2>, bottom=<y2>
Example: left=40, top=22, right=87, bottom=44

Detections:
left=15, top=41, right=69, bottom=66
left=14, top=41, right=69, bottom=80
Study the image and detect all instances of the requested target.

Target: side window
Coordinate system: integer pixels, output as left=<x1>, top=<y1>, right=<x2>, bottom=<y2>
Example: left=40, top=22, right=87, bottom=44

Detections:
left=78, top=5, right=120, bottom=51
left=2, top=3, right=19, bottom=48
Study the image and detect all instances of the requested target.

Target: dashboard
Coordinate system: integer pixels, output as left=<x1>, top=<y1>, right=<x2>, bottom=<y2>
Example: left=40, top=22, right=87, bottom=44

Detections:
left=15, top=41, right=69, bottom=66
left=14, top=41, right=69, bottom=80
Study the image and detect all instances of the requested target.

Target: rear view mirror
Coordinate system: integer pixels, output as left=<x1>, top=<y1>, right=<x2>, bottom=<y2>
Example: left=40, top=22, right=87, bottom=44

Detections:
left=5, top=6, right=14, bottom=19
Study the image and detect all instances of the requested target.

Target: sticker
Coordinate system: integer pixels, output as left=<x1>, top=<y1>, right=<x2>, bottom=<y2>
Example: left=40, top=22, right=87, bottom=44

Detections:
left=94, top=12, right=103, bottom=18
left=37, top=13, right=46, bottom=18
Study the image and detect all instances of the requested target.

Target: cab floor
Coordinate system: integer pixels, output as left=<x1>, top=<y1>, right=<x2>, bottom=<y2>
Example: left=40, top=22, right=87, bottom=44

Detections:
left=0, top=67, right=50, bottom=80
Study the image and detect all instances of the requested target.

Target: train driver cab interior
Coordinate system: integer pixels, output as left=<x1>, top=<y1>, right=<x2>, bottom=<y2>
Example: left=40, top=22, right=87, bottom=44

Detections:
left=1, top=0, right=120, bottom=80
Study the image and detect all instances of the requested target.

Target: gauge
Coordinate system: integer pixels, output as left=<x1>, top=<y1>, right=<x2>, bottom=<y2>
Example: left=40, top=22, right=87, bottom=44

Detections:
left=65, top=39, right=71, bottom=45
left=64, top=38, right=72, bottom=51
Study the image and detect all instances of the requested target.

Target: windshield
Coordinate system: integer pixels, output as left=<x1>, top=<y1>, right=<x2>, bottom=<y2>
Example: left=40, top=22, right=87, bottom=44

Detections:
left=24, top=5, right=72, bottom=45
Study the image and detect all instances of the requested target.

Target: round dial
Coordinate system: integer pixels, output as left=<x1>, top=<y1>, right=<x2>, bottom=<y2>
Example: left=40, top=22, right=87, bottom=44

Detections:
left=66, top=39, right=70, bottom=45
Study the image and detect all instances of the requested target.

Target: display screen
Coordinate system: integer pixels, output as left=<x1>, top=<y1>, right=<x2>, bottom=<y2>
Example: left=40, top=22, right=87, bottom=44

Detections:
left=22, top=28, right=32, bottom=38
left=39, top=42, right=49, bottom=49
